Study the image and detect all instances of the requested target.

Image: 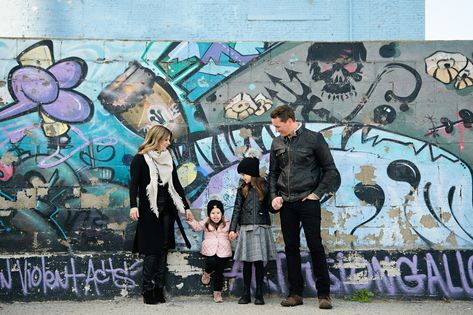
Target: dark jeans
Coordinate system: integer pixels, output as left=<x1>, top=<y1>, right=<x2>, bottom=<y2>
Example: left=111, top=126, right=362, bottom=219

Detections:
left=204, top=255, right=228, bottom=291
left=142, top=212, right=171, bottom=292
left=280, top=199, right=330, bottom=297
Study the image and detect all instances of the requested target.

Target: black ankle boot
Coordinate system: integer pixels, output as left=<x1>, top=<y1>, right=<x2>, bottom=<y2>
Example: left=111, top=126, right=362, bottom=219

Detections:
left=254, top=286, right=265, bottom=305
left=238, top=285, right=251, bottom=304
left=154, top=286, right=166, bottom=303
left=142, top=290, right=157, bottom=304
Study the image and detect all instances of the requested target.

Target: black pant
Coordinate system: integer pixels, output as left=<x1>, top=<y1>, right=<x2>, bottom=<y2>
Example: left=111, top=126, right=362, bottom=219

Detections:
left=142, top=212, right=172, bottom=292
left=280, top=200, right=330, bottom=297
left=204, top=255, right=227, bottom=291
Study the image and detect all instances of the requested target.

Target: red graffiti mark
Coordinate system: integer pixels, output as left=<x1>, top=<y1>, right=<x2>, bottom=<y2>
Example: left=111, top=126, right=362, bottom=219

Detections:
left=458, top=112, right=465, bottom=151
left=0, top=160, right=13, bottom=181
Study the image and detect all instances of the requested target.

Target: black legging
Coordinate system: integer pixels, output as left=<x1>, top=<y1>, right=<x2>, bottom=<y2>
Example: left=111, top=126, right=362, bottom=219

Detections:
left=204, top=255, right=228, bottom=291
left=142, top=212, right=172, bottom=292
left=243, top=261, right=264, bottom=287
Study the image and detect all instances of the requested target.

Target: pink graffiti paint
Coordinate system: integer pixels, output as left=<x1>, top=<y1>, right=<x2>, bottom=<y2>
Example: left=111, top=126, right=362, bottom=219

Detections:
left=0, top=161, right=13, bottom=181
left=458, top=113, right=465, bottom=151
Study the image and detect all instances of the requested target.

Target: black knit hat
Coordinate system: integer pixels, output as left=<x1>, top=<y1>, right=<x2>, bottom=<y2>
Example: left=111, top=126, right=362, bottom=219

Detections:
left=207, top=199, right=224, bottom=216
left=237, top=157, right=260, bottom=177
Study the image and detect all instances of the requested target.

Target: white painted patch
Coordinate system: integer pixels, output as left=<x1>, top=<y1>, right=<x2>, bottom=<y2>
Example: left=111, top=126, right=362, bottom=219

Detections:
left=120, top=287, right=129, bottom=297
left=167, top=252, right=201, bottom=279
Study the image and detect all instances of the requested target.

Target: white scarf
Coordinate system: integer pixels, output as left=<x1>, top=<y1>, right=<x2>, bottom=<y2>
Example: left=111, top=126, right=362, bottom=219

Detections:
left=144, top=150, right=186, bottom=219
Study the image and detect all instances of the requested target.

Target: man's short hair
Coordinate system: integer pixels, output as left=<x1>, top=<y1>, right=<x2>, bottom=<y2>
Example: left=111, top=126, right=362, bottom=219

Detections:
left=270, top=105, right=295, bottom=122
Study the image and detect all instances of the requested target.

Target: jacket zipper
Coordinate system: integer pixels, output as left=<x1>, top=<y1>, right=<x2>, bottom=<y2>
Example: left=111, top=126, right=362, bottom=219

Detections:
left=287, top=138, right=292, bottom=200
left=253, top=189, right=256, bottom=225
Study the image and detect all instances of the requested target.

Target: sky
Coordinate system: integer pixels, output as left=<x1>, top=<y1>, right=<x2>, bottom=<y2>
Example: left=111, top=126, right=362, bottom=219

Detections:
left=425, top=0, right=473, bottom=40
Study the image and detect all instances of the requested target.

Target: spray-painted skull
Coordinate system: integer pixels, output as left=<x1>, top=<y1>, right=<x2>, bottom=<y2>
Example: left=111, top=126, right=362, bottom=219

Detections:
left=307, top=43, right=367, bottom=101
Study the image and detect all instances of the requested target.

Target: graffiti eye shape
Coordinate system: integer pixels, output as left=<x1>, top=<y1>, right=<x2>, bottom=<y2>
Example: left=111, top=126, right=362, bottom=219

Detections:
left=387, top=159, right=420, bottom=189
left=425, top=51, right=468, bottom=84
left=343, top=63, right=358, bottom=73
left=354, top=183, right=385, bottom=211
left=319, top=62, right=332, bottom=73
left=437, top=59, right=454, bottom=69
left=454, top=60, right=473, bottom=90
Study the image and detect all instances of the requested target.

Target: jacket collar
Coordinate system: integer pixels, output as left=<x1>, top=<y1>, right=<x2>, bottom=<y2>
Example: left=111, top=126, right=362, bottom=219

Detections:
left=284, top=122, right=303, bottom=141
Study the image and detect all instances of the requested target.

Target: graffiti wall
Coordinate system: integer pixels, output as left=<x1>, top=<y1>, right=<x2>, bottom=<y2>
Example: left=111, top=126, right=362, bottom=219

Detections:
left=0, top=39, right=472, bottom=300
left=2, top=251, right=473, bottom=300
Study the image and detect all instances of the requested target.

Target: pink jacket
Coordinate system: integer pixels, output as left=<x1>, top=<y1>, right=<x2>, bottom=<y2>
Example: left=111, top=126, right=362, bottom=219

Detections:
left=186, top=218, right=232, bottom=258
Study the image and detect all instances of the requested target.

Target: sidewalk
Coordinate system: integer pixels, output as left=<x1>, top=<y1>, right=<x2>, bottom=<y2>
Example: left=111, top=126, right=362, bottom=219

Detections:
left=1, top=296, right=472, bottom=315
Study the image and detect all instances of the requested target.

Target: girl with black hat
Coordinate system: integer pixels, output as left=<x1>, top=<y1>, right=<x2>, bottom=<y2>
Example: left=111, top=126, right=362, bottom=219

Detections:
left=229, top=149, right=277, bottom=305
left=186, top=199, right=232, bottom=303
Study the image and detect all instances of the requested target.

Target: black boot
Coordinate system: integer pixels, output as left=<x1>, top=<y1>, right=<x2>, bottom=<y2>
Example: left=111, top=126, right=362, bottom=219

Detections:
left=238, top=285, right=251, bottom=304
left=142, top=255, right=158, bottom=304
left=154, top=252, right=168, bottom=303
left=154, top=286, right=166, bottom=303
left=254, top=285, right=265, bottom=305
left=142, top=290, right=157, bottom=304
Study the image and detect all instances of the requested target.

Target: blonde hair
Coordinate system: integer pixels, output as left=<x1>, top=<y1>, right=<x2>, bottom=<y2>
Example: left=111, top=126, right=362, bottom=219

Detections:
left=138, top=125, right=173, bottom=154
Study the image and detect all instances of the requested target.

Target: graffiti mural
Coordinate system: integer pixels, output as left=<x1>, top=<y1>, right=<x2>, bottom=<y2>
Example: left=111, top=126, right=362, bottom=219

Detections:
left=1, top=250, right=473, bottom=300
left=0, top=39, right=473, bottom=300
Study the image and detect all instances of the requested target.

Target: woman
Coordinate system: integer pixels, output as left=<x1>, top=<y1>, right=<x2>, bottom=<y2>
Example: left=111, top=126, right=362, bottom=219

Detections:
left=129, top=125, right=191, bottom=304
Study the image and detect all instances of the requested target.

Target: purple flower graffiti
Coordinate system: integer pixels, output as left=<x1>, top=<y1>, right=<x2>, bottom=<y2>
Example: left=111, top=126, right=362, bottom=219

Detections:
left=0, top=46, right=93, bottom=123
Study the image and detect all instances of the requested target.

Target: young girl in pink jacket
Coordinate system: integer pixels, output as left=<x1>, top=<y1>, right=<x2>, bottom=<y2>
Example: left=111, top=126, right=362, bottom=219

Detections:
left=186, top=200, right=232, bottom=303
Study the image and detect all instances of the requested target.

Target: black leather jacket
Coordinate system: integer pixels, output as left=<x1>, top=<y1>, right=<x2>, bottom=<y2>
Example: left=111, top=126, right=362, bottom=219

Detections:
left=269, top=125, right=340, bottom=202
left=230, top=186, right=272, bottom=232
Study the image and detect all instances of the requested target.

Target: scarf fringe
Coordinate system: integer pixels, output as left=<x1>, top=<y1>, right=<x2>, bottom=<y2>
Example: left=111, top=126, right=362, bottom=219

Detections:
left=146, top=183, right=161, bottom=219
left=144, top=151, right=186, bottom=220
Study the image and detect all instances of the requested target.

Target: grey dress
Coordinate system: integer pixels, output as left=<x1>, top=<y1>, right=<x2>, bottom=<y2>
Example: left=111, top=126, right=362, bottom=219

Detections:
left=230, top=186, right=276, bottom=262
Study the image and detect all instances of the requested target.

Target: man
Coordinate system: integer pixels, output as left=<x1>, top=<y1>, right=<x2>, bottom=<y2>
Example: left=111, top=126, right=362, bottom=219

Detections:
left=269, top=105, right=340, bottom=310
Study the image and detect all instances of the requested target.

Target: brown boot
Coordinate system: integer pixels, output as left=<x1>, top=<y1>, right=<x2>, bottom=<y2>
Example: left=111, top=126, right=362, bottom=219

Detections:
left=280, top=295, right=303, bottom=307
left=318, top=296, right=333, bottom=309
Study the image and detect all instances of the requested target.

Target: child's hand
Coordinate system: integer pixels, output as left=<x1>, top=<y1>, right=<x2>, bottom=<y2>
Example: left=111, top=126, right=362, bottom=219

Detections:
left=229, top=231, right=238, bottom=241
left=185, top=209, right=194, bottom=221
left=272, top=197, right=283, bottom=211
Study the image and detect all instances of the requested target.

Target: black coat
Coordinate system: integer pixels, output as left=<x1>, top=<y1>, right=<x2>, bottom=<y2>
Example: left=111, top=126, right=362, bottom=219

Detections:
left=230, top=185, right=273, bottom=232
left=129, top=153, right=190, bottom=254
left=269, top=125, right=340, bottom=202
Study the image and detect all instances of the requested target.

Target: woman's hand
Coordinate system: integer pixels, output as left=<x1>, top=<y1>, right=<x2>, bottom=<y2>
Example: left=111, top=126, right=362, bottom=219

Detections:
left=229, top=231, right=238, bottom=241
left=130, top=207, right=139, bottom=221
left=185, top=209, right=194, bottom=221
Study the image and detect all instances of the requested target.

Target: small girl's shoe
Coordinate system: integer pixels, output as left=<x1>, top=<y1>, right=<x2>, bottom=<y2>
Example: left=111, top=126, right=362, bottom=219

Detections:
left=201, top=271, right=211, bottom=285
left=213, top=291, right=223, bottom=303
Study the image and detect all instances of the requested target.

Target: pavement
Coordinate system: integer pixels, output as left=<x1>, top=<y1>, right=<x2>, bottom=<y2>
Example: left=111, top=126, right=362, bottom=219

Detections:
left=1, top=296, right=473, bottom=315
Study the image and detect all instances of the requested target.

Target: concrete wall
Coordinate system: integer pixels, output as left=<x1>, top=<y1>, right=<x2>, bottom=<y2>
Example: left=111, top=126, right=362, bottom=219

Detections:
left=0, top=0, right=425, bottom=41
left=1, top=39, right=473, bottom=301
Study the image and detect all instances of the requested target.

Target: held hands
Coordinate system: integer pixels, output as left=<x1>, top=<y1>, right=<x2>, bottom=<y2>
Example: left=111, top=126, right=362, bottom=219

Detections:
left=130, top=207, right=139, bottom=221
left=271, top=196, right=283, bottom=211
left=229, top=231, right=238, bottom=241
left=302, top=193, right=320, bottom=202
left=185, top=209, right=194, bottom=221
